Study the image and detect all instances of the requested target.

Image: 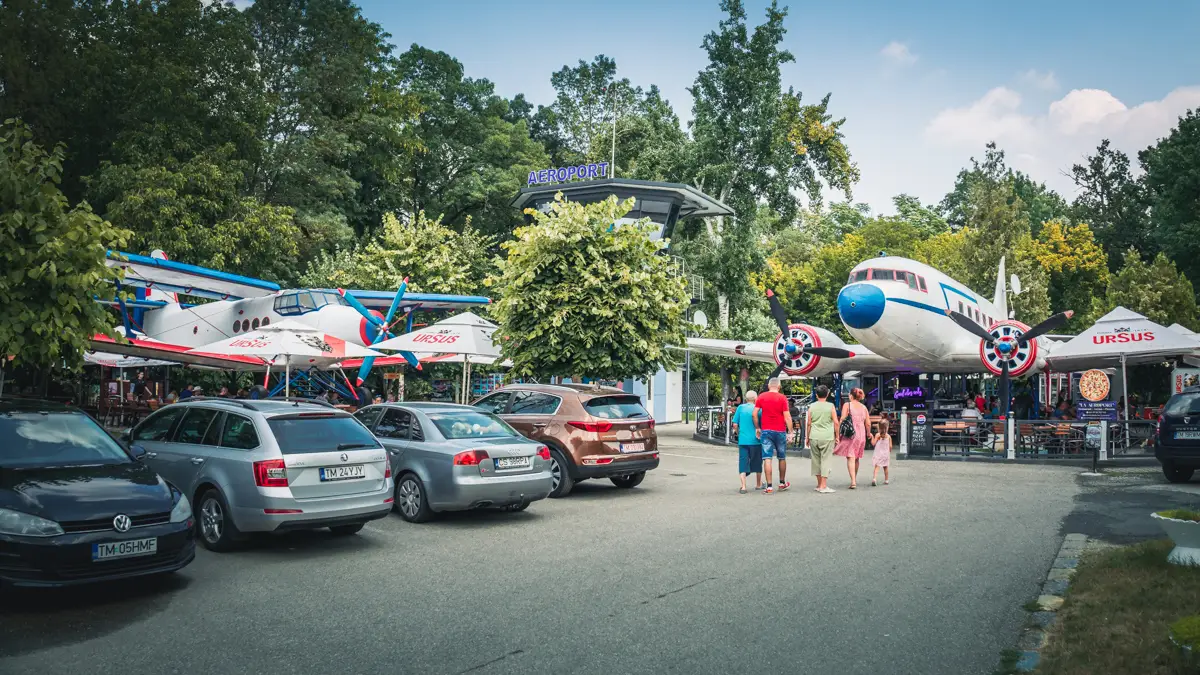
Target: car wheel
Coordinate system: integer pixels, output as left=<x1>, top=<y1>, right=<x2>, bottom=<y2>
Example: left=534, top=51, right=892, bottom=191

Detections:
left=1163, top=463, right=1196, bottom=483
left=548, top=449, right=575, bottom=498
left=395, top=474, right=434, bottom=523
left=610, top=471, right=646, bottom=489
left=197, top=489, right=241, bottom=552
left=330, top=523, right=365, bottom=536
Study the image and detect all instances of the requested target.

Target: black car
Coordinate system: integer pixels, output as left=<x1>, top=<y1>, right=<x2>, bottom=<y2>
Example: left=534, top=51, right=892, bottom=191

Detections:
left=1155, top=387, right=1200, bottom=483
left=0, top=399, right=195, bottom=587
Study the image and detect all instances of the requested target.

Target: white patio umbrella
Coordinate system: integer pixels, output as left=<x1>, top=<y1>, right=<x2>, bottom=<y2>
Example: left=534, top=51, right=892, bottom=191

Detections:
left=372, top=312, right=501, bottom=403
left=84, top=352, right=176, bottom=368
left=1047, top=307, right=1200, bottom=443
left=186, top=319, right=383, bottom=396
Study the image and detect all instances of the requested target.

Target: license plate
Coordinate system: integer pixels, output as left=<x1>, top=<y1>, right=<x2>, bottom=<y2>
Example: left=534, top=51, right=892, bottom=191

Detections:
left=92, top=538, right=157, bottom=561
left=1175, top=430, right=1200, bottom=440
left=319, top=465, right=366, bottom=481
left=620, top=442, right=645, bottom=453
left=495, top=456, right=531, bottom=470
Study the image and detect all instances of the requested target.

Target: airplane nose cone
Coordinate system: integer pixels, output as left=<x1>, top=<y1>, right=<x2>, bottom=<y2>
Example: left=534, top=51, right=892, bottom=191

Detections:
left=838, top=283, right=886, bottom=330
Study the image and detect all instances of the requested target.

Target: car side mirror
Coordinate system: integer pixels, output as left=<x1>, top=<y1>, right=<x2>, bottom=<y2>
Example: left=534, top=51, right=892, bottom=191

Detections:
left=120, top=428, right=133, bottom=443
left=129, top=444, right=148, bottom=460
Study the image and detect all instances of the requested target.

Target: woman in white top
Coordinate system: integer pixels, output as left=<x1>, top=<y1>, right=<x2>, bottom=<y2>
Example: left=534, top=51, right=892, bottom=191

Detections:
left=960, top=399, right=982, bottom=420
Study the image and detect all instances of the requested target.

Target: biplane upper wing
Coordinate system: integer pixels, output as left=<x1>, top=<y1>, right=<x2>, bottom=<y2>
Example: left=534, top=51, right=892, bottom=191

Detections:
left=106, top=251, right=281, bottom=301
left=344, top=290, right=491, bottom=312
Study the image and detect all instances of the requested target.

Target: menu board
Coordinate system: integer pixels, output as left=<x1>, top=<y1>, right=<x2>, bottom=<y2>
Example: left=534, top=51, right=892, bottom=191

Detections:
left=907, top=412, right=934, bottom=456
left=1077, top=401, right=1118, bottom=421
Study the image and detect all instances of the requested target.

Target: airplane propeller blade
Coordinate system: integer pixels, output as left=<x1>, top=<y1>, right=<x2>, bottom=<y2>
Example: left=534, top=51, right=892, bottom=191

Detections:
left=946, top=310, right=995, bottom=343
left=338, top=288, right=384, bottom=327
left=765, top=290, right=791, bottom=337
left=804, top=347, right=856, bottom=359
left=381, top=277, right=409, bottom=329
left=1019, top=311, right=1074, bottom=344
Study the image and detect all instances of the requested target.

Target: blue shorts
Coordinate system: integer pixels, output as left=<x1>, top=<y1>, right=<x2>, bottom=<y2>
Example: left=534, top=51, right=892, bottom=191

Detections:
left=738, top=444, right=763, bottom=474
left=761, top=430, right=788, bottom=460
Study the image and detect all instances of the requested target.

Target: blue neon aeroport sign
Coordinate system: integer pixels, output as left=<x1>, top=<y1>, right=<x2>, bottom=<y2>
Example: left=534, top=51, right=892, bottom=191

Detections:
left=527, top=162, right=610, bottom=186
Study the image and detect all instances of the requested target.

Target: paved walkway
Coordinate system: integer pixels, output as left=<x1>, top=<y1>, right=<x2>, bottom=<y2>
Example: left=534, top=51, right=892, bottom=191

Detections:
left=1, top=423, right=1083, bottom=675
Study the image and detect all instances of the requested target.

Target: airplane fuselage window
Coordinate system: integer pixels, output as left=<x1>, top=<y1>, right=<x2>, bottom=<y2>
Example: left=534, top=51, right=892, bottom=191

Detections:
left=273, top=291, right=350, bottom=316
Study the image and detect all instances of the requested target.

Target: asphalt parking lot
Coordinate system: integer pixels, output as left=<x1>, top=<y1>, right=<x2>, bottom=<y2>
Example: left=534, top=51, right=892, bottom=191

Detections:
left=1, top=424, right=1087, bottom=675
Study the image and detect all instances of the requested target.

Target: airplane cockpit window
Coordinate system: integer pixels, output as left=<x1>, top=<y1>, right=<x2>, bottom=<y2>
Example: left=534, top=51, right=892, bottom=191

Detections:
left=851, top=270, right=868, bottom=283
left=871, top=269, right=895, bottom=281
left=274, top=290, right=351, bottom=316
left=918, top=276, right=928, bottom=292
left=906, top=273, right=919, bottom=290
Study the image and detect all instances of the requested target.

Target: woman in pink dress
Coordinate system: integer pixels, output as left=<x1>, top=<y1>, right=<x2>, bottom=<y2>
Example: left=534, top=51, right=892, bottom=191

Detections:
left=833, top=387, right=868, bottom=489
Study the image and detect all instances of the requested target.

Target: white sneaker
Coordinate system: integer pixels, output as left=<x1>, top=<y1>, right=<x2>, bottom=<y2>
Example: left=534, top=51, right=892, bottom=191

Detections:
left=819, top=487, right=836, bottom=493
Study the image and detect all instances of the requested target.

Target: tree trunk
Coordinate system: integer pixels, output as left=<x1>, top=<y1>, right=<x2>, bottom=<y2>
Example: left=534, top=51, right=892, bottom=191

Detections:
left=717, top=294, right=730, bottom=330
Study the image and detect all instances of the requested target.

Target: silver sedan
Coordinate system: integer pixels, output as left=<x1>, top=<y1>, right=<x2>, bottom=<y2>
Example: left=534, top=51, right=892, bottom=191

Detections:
left=353, top=403, right=554, bottom=522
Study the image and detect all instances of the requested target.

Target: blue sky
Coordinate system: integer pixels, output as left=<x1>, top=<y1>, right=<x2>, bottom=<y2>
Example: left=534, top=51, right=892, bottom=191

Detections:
left=360, top=0, right=1200, bottom=214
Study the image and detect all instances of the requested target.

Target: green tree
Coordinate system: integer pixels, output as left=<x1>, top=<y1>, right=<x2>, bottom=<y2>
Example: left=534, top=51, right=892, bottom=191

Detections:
left=301, top=210, right=493, bottom=295
left=1069, top=139, right=1150, bottom=268
left=684, top=0, right=857, bottom=327
left=0, top=120, right=128, bottom=368
left=1140, top=109, right=1200, bottom=291
left=489, top=195, right=688, bottom=380
left=92, top=146, right=301, bottom=282
left=890, top=194, right=948, bottom=237
left=914, top=228, right=972, bottom=284
left=940, top=142, right=1069, bottom=236
left=394, top=45, right=549, bottom=239
left=1027, top=220, right=1109, bottom=329
left=245, top=0, right=422, bottom=236
left=1098, top=250, right=1198, bottom=330
left=0, top=0, right=263, bottom=203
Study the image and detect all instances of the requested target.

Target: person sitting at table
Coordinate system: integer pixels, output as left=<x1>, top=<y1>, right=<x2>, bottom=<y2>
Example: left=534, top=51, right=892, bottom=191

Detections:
left=960, top=399, right=982, bottom=421
left=986, top=396, right=1000, bottom=419
left=1052, top=401, right=1071, bottom=420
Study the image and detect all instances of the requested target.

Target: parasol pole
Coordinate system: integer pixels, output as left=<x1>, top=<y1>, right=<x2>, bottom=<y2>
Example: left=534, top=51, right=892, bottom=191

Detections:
left=1121, top=352, right=1129, bottom=449
left=285, top=356, right=291, bottom=398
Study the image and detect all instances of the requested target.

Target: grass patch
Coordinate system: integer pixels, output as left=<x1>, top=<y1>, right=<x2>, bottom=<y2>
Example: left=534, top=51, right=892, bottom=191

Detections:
left=1036, top=539, right=1200, bottom=675
left=1156, top=509, right=1200, bottom=522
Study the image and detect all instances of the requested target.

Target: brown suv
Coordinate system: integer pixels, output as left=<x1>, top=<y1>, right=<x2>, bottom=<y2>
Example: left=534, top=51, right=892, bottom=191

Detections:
left=471, top=384, right=659, bottom=497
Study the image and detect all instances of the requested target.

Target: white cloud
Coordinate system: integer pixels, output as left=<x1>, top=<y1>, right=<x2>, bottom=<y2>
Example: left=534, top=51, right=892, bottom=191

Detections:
left=1019, top=69, right=1059, bottom=92
left=923, top=85, right=1200, bottom=199
left=880, top=41, right=918, bottom=66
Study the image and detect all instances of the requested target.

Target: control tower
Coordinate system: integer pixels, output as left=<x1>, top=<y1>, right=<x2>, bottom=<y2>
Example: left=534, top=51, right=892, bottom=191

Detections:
left=511, top=162, right=734, bottom=243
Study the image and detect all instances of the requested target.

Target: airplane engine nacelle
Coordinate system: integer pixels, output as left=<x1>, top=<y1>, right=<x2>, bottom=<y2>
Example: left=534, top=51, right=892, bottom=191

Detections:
left=979, top=320, right=1040, bottom=377
left=774, top=324, right=825, bottom=376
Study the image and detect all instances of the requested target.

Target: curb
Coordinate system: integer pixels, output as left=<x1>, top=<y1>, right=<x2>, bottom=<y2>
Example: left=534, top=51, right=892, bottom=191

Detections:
left=1005, top=533, right=1088, bottom=673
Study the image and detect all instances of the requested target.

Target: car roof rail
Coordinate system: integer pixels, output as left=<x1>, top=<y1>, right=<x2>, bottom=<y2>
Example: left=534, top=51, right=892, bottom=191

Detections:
left=181, top=396, right=257, bottom=411
left=264, top=396, right=336, bottom=409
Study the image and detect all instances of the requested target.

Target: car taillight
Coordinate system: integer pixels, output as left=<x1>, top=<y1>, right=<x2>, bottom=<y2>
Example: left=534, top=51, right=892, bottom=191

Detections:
left=648, top=419, right=656, bottom=430
left=253, top=459, right=288, bottom=487
left=537, top=446, right=551, bottom=461
left=568, top=421, right=613, bottom=433
left=453, top=449, right=490, bottom=466
left=1156, top=414, right=1164, bottom=438
left=385, top=458, right=392, bottom=479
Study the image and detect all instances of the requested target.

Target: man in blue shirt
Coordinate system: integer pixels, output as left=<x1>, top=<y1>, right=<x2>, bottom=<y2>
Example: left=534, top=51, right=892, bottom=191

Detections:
left=731, top=390, right=764, bottom=494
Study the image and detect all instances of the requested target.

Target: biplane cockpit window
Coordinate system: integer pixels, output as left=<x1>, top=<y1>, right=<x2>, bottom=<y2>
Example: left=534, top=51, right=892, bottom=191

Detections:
left=273, top=291, right=350, bottom=316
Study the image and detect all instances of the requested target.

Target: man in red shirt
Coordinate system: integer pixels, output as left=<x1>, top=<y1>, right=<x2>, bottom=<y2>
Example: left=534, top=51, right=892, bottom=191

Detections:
left=754, top=377, right=794, bottom=493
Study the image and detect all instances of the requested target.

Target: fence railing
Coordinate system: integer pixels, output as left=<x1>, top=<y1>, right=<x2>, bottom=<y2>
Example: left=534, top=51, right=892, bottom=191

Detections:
left=1013, top=421, right=1090, bottom=459
left=693, top=405, right=808, bottom=448
left=1107, top=420, right=1156, bottom=455
left=928, top=418, right=1006, bottom=458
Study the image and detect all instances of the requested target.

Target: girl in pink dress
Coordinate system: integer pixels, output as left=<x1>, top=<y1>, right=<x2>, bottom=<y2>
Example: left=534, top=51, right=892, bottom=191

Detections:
left=833, top=388, right=868, bottom=489
left=871, top=417, right=891, bottom=486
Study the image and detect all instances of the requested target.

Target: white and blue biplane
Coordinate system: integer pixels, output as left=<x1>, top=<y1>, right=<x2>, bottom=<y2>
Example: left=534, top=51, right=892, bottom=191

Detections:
left=90, top=250, right=489, bottom=388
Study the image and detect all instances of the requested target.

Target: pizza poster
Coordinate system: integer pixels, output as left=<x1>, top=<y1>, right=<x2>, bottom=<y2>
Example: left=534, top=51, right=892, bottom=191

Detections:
left=1172, top=367, right=1200, bottom=394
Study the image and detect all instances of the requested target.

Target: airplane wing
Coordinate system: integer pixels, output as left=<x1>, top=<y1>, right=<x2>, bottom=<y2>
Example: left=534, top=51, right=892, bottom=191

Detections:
left=682, top=338, right=904, bottom=374
left=89, top=334, right=271, bottom=371
left=106, top=251, right=281, bottom=301
left=344, top=290, right=491, bottom=312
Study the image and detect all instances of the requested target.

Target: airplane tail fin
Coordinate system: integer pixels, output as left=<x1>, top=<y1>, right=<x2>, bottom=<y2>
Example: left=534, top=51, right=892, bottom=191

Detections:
left=993, top=256, right=1008, bottom=320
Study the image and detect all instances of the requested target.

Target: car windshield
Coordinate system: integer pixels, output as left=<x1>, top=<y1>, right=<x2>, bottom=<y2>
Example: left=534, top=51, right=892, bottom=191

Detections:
left=1164, top=394, right=1200, bottom=416
left=584, top=395, right=650, bottom=420
left=0, top=412, right=130, bottom=468
left=427, top=411, right=517, bottom=439
left=266, top=415, right=380, bottom=454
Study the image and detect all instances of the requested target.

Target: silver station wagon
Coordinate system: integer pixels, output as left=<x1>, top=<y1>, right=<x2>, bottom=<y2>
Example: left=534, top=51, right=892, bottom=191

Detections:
left=353, top=403, right=553, bottom=522
left=127, top=398, right=393, bottom=550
